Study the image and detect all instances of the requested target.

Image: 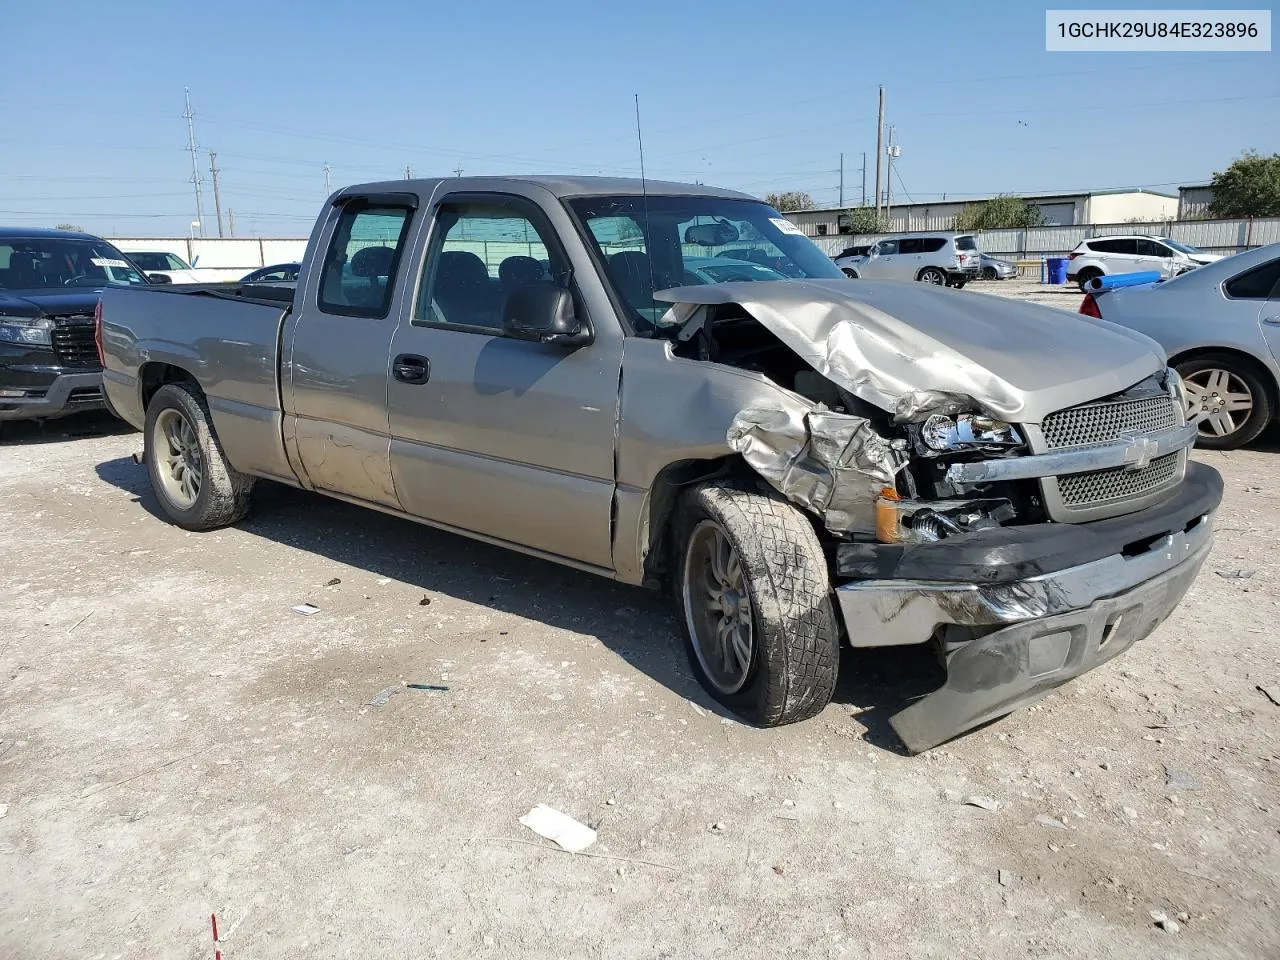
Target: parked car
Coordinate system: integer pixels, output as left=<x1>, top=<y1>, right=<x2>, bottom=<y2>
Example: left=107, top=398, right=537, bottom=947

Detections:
left=126, top=251, right=202, bottom=283
left=242, top=262, right=301, bottom=284
left=832, top=245, right=870, bottom=273
left=0, top=227, right=153, bottom=430
left=1067, top=235, right=1221, bottom=291
left=99, top=176, right=1220, bottom=752
left=1081, top=243, right=1280, bottom=450
left=979, top=253, right=1017, bottom=281
left=683, top=256, right=787, bottom=284
left=838, top=233, right=980, bottom=287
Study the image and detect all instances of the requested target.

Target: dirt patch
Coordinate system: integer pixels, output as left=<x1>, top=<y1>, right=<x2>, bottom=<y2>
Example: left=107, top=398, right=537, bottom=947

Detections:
left=0, top=416, right=1276, bottom=959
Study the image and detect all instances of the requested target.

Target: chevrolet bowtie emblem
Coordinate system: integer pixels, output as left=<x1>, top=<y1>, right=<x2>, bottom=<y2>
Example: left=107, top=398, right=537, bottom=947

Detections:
left=1119, top=433, right=1159, bottom=470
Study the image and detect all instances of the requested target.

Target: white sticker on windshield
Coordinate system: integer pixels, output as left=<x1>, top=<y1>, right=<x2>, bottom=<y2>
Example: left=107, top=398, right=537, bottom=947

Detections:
left=90, top=258, right=131, bottom=268
left=769, top=217, right=805, bottom=237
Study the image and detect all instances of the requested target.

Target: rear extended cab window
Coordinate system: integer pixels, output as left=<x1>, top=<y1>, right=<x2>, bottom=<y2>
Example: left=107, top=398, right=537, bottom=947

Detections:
left=318, top=201, right=415, bottom=318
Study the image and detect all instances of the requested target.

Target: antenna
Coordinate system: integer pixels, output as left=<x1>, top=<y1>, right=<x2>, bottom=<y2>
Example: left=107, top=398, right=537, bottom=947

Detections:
left=184, top=87, right=205, bottom=237
left=634, top=93, right=656, bottom=308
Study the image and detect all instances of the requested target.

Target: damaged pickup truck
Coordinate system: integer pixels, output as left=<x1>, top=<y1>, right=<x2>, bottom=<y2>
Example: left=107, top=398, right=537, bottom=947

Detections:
left=98, top=177, right=1222, bottom=751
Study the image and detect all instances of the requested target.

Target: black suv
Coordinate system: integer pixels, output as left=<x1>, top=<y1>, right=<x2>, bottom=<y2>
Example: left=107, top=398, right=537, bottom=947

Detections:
left=0, top=228, right=151, bottom=428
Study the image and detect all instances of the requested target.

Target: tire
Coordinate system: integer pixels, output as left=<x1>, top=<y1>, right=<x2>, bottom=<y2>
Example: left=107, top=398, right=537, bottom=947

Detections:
left=144, top=381, right=254, bottom=530
left=1175, top=354, right=1272, bottom=450
left=949, top=277, right=967, bottom=289
left=981, top=266, right=997, bottom=281
left=842, top=268, right=859, bottom=279
left=1076, top=267, right=1102, bottom=292
left=918, top=267, right=946, bottom=285
left=672, top=480, right=839, bottom=726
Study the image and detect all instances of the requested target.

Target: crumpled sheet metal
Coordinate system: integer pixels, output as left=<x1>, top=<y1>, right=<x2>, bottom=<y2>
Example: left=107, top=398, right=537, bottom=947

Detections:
left=656, top=279, right=1164, bottom=424
left=727, top=400, right=905, bottom=535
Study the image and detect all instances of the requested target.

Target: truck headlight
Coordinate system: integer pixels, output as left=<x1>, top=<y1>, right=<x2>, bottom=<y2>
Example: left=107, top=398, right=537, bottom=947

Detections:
left=0, top=315, right=54, bottom=346
left=1165, top=367, right=1190, bottom=417
left=922, top=413, right=1023, bottom=450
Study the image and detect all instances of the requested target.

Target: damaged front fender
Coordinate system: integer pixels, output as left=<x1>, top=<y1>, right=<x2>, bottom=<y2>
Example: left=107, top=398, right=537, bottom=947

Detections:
left=727, top=396, right=905, bottom=535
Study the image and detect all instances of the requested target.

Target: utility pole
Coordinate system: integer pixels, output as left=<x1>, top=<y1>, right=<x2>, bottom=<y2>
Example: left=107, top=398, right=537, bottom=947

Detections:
left=452, top=165, right=464, bottom=177
left=208, top=150, right=224, bottom=238
left=885, top=126, right=901, bottom=226
left=861, top=151, right=867, bottom=206
left=323, top=161, right=332, bottom=195
left=839, top=153, right=844, bottom=207
left=874, top=85, right=885, bottom=218
left=885, top=125, right=894, bottom=215
left=183, top=87, right=205, bottom=237
left=228, top=209, right=236, bottom=237
left=404, top=166, right=412, bottom=180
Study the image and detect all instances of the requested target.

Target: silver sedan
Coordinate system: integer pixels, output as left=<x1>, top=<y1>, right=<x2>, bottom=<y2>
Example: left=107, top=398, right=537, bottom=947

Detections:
left=1086, top=243, right=1280, bottom=449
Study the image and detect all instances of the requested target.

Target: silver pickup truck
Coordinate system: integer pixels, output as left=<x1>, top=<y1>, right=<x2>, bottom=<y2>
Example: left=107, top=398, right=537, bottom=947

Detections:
left=99, top=176, right=1223, bottom=752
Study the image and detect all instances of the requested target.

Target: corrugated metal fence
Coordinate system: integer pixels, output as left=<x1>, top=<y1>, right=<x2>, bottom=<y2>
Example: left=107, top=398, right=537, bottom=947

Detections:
left=811, top=217, right=1280, bottom=259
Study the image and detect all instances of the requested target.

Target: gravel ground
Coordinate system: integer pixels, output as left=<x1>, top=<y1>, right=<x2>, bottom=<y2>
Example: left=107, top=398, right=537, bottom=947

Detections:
left=1, top=294, right=1277, bottom=958
left=967, top=275, right=1088, bottom=311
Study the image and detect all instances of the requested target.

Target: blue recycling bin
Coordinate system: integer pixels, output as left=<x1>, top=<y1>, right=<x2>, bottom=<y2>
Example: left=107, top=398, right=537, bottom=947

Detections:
left=1046, top=257, right=1068, bottom=285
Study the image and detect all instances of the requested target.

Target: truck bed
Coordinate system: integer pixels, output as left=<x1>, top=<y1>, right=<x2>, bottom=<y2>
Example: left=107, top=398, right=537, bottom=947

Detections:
left=99, top=281, right=297, bottom=483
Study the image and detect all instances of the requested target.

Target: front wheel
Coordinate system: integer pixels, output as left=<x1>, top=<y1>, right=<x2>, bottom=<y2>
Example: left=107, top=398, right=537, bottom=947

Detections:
left=1176, top=355, right=1272, bottom=450
left=981, top=266, right=997, bottom=281
left=144, top=382, right=254, bottom=529
left=673, top=481, right=839, bottom=726
left=918, top=267, right=946, bottom=285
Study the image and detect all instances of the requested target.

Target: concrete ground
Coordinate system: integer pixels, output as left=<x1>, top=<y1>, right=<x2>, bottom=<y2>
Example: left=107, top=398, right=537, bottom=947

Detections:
left=1, top=279, right=1277, bottom=958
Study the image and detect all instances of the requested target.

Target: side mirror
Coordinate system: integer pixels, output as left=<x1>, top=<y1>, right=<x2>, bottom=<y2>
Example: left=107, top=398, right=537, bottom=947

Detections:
left=147, top=272, right=173, bottom=284
left=503, top=282, right=591, bottom=347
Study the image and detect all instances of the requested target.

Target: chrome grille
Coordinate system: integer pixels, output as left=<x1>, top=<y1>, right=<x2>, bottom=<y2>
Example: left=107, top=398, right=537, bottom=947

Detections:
left=50, top=314, right=99, bottom=369
left=1057, top=452, right=1182, bottom=507
left=1041, top=394, right=1179, bottom=449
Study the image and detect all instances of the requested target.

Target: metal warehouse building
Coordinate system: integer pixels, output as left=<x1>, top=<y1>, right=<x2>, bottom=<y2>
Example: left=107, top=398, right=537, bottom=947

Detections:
left=784, top=188, right=1180, bottom=238
left=1178, top=183, right=1215, bottom=220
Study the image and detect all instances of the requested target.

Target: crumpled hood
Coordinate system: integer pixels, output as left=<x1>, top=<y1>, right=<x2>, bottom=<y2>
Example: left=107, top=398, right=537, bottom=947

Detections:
left=655, top=279, right=1165, bottom=423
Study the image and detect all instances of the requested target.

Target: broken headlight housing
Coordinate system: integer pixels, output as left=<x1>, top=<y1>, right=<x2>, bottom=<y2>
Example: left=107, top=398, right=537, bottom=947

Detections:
left=921, top=413, right=1022, bottom=451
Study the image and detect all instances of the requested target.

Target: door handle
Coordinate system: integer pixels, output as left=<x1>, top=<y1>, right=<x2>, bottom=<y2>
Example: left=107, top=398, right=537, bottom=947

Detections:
left=392, top=354, right=430, bottom=384
left=1263, top=316, right=1280, bottom=326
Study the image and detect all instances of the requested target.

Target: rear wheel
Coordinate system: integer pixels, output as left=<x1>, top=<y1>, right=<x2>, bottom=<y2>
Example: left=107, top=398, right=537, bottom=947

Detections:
left=918, top=267, right=946, bottom=285
left=673, top=481, right=839, bottom=726
left=1076, top=267, right=1102, bottom=292
left=842, top=268, right=859, bottom=279
left=144, top=382, right=254, bottom=529
left=1176, top=354, right=1272, bottom=450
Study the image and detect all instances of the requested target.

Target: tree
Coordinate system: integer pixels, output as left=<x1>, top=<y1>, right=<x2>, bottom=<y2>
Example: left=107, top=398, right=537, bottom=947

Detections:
left=54, top=223, right=84, bottom=232
left=839, top=207, right=885, bottom=234
left=1209, top=151, right=1280, bottom=218
left=953, top=195, right=1046, bottom=231
left=765, top=191, right=813, bottom=213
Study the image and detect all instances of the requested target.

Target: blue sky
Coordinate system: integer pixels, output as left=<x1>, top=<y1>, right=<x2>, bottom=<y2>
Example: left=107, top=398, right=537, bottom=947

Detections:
left=3, top=0, right=1276, bottom=237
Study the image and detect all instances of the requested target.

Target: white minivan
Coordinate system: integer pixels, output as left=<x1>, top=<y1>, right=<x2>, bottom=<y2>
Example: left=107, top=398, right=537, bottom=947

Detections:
left=838, top=233, right=980, bottom=287
left=1066, top=235, right=1220, bottom=291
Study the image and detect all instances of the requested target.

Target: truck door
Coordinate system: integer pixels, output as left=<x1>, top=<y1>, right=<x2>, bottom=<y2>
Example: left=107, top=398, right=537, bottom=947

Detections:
left=385, top=191, right=622, bottom=570
left=284, top=194, right=417, bottom=507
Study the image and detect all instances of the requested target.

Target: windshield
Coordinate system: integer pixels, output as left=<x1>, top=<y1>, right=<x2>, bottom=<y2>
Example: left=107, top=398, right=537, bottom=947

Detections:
left=1164, top=238, right=1201, bottom=254
left=568, top=195, right=842, bottom=334
left=0, top=237, right=148, bottom=290
left=955, top=235, right=978, bottom=251
left=130, top=252, right=190, bottom=271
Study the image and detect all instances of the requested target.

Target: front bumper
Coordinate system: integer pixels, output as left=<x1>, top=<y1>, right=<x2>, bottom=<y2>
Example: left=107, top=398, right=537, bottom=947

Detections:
left=833, top=463, right=1222, bottom=752
left=0, top=371, right=104, bottom=421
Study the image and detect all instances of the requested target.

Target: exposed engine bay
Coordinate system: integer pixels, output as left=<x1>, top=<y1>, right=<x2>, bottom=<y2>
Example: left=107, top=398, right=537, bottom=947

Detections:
left=664, top=300, right=1041, bottom=542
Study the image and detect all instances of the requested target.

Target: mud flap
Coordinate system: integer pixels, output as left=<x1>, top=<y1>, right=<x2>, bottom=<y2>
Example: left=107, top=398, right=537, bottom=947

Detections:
left=888, top=547, right=1207, bottom=753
